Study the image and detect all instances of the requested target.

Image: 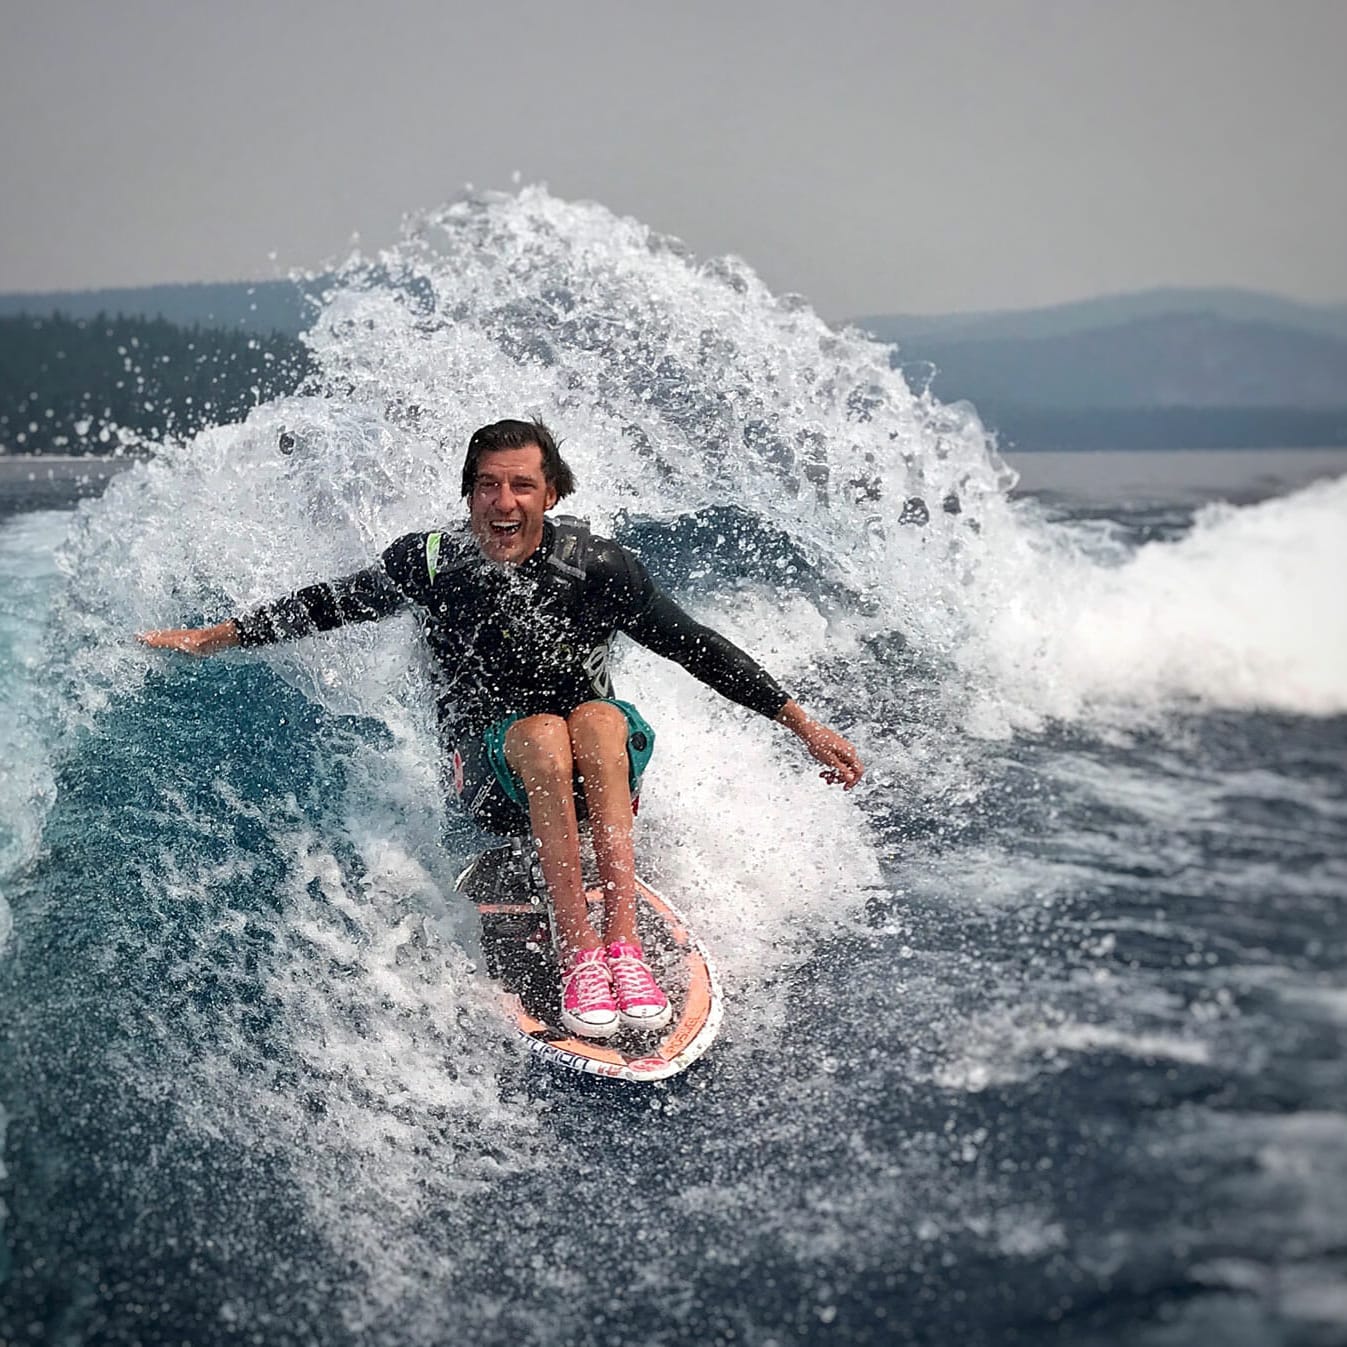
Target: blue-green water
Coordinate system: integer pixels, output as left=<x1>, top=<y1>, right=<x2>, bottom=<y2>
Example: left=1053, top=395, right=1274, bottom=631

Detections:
left=2, top=190, right=1345, bottom=1347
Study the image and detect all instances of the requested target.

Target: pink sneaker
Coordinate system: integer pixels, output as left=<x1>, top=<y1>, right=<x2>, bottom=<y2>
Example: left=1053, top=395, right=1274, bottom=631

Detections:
left=606, top=941, right=672, bottom=1031
left=560, top=948, right=620, bottom=1039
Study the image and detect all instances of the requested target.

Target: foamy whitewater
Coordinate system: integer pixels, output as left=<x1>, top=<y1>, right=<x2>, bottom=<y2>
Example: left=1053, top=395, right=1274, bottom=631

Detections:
left=1, top=189, right=1344, bottom=1347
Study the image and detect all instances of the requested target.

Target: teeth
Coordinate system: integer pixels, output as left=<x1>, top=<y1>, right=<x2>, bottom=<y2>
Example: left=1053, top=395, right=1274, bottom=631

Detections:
left=490, top=521, right=521, bottom=534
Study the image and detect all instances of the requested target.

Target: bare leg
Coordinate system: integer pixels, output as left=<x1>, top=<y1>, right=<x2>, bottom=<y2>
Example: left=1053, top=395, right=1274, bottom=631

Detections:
left=503, top=714, right=598, bottom=962
left=568, top=701, right=638, bottom=946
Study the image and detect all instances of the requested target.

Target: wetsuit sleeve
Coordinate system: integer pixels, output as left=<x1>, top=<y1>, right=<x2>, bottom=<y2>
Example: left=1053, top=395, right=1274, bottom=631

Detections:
left=234, top=534, right=423, bottom=648
left=606, top=546, right=790, bottom=719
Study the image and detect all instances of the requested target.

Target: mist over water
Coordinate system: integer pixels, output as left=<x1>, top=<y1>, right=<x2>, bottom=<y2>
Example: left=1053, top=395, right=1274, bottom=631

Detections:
left=2, top=189, right=1345, bottom=1346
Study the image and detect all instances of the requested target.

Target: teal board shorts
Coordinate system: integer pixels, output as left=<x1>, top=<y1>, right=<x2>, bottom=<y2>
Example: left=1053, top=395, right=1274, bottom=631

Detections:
left=450, top=700, right=655, bottom=837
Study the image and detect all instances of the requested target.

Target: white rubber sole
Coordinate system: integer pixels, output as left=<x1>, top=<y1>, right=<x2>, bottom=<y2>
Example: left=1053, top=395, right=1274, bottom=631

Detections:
left=559, top=1008, right=621, bottom=1040
left=618, top=1002, right=673, bottom=1032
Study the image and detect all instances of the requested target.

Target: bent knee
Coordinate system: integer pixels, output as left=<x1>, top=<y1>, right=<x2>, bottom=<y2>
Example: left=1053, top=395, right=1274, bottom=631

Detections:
left=567, top=702, right=628, bottom=756
left=504, top=714, right=573, bottom=778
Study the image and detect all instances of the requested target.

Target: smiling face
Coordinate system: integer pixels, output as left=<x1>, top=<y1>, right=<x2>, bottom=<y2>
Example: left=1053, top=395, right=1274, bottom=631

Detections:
left=468, top=443, right=558, bottom=565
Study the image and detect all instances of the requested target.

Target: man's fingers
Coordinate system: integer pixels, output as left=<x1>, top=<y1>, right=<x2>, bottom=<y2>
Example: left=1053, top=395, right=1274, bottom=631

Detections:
left=138, top=629, right=202, bottom=654
left=807, top=731, right=863, bottom=790
left=138, top=630, right=180, bottom=650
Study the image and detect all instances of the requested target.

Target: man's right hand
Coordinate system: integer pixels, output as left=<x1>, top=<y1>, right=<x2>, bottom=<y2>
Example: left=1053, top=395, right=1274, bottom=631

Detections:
left=136, top=620, right=241, bottom=656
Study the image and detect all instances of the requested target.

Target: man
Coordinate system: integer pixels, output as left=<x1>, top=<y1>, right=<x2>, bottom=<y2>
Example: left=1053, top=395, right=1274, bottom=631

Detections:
left=140, top=419, right=863, bottom=1039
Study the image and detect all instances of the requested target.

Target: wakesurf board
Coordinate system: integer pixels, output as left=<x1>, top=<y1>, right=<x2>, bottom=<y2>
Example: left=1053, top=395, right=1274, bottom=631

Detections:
left=455, top=838, right=722, bottom=1082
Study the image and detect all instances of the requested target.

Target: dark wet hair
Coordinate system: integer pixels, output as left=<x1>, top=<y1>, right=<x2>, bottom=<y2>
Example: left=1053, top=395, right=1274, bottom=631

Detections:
left=460, top=418, right=576, bottom=499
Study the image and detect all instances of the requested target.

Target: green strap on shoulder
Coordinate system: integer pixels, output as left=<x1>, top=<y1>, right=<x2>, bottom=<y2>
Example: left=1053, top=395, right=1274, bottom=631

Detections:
left=425, top=532, right=442, bottom=583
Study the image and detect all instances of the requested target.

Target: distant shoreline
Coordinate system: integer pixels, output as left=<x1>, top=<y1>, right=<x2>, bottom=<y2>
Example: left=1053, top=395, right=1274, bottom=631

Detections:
left=4, top=445, right=1346, bottom=521
left=0, top=453, right=149, bottom=466
left=1005, top=446, right=1347, bottom=503
left=0, top=453, right=144, bottom=516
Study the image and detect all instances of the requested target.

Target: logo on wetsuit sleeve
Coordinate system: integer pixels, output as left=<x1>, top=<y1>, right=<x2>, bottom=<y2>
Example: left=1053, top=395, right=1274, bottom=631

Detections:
left=583, top=640, right=614, bottom=697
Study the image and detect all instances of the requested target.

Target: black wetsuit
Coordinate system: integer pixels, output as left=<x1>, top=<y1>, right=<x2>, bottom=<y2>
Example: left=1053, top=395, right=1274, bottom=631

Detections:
left=234, top=518, right=789, bottom=827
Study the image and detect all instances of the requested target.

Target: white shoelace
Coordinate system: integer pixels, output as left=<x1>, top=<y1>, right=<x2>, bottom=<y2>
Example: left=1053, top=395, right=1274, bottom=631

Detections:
left=608, top=950, right=662, bottom=1005
left=564, top=955, right=613, bottom=1008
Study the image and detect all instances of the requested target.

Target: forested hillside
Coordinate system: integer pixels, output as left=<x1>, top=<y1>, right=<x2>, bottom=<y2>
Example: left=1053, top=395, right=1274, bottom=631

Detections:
left=0, top=313, right=311, bottom=453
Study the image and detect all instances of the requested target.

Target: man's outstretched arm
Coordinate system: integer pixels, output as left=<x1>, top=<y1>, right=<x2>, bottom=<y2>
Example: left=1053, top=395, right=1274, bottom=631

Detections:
left=615, top=557, right=864, bottom=790
left=138, top=620, right=242, bottom=656
left=137, top=547, right=419, bottom=657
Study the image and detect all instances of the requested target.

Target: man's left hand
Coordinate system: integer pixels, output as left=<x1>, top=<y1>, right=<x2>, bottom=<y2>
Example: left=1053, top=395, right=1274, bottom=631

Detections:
left=776, top=700, right=864, bottom=790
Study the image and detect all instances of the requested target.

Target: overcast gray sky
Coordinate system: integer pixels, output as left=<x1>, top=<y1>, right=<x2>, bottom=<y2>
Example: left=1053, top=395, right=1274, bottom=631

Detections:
left=3, top=0, right=1344, bottom=318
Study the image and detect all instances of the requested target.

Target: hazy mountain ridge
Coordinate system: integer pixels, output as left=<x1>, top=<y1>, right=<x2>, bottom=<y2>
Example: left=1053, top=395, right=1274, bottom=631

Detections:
left=856, top=287, right=1347, bottom=344
left=893, top=313, right=1347, bottom=411
left=855, top=288, right=1347, bottom=448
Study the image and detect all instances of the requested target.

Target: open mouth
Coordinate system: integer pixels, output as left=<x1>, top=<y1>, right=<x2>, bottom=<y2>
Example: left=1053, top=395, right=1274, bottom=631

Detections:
left=489, top=521, right=522, bottom=538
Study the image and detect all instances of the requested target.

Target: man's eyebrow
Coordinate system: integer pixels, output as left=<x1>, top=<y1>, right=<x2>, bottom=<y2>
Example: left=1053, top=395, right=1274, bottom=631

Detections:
left=474, top=469, right=543, bottom=484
